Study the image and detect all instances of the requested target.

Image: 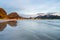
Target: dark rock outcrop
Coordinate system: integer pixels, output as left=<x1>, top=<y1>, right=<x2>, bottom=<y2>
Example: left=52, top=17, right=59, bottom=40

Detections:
left=35, top=15, right=60, bottom=19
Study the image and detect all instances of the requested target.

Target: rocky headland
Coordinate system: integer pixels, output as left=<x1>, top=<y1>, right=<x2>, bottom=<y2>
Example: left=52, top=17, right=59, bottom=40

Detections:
left=0, top=8, right=27, bottom=20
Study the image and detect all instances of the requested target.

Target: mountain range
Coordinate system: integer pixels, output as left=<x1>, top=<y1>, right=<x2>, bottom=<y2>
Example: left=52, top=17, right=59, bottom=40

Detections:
left=0, top=8, right=60, bottom=19
left=0, top=8, right=26, bottom=19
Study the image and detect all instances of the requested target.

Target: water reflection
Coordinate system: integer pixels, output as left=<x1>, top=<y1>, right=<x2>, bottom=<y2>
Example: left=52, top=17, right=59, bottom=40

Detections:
left=0, top=21, right=17, bottom=31
left=7, top=21, right=17, bottom=27
left=0, top=20, right=60, bottom=40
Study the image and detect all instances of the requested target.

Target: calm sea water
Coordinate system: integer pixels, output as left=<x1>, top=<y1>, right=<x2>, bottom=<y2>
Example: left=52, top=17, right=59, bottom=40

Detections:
left=0, top=20, right=60, bottom=40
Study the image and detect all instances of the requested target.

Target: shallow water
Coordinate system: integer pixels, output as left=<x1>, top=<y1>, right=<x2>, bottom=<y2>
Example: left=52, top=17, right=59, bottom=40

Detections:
left=0, top=20, right=60, bottom=40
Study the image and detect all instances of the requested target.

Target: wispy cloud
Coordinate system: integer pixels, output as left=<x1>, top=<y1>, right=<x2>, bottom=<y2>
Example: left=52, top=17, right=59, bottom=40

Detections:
left=0, top=0, right=60, bottom=15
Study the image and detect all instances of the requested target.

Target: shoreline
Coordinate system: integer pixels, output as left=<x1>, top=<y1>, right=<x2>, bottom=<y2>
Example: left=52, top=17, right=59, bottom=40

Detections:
left=0, top=19, right=60, bottom=20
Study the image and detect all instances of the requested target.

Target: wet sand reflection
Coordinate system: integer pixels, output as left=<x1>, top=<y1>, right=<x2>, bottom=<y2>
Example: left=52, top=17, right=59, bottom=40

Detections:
left=0, top=20, right=17, bottom=31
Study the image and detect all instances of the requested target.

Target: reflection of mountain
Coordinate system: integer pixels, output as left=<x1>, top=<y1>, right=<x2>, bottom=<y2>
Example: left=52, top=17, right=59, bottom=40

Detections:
left=0, top=21, right=17, bottom=31
left=0, top=22, right=7, bottom=31
left=7, top=21, right=17, bottom=27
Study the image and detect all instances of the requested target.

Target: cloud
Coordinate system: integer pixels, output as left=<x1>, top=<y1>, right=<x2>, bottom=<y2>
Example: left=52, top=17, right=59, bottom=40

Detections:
left=0, top=0, right=60, bottom=15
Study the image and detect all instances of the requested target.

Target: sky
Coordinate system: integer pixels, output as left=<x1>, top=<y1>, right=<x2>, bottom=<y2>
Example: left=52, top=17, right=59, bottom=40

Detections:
left=0, top=0, right=60, bottom=15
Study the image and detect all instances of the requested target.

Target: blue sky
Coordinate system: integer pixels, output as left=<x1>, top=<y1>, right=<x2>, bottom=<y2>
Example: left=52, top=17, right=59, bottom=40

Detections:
left=0, top=0, right=60, bottom=15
